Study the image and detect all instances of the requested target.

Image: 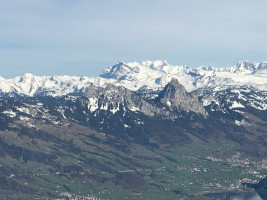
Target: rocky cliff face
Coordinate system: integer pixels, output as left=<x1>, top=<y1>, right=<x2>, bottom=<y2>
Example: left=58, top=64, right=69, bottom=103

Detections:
left=83, top=80, right=207, bottom=119
left=83, top=83, right=170, bottom=118
left=155, top=78, right=207, bottom=116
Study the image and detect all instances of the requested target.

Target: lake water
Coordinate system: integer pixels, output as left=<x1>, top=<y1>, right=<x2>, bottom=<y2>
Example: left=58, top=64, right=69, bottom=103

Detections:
left=204, top=191, right=263, bottom=200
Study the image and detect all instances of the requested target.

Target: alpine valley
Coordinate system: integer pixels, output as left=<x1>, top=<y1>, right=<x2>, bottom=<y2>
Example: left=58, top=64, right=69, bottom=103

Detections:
left=0, top=61, right=266, bottom=200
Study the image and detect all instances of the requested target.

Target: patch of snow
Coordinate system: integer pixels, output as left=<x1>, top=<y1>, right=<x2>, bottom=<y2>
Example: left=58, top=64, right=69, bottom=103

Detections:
left=135, top=120, right=144, bottom=125
left=57, top=109, right=66, bottom=119
left=27, top=123, right=36, bottom=127
left=17, top=107, right=31, bottom=115
left=235, top=119, right=247, bottom=126
left=3, top=110, right=16, bottom=117
left=166, top=100, right=171, bottom=107
left=129, top=106, right=140, bottom=112
left=110, top=105, right=119, bottom=114
left=230, top=101, right=245, bottom=109
left=18, top=116, right=30, bottom=121
left=202, top=97, right=220, bottom=107
left=124, top=124, right=130, bottom=128
left=100, top=103, right=108, bottom=111
left=88, top=98, right=98, bottom=112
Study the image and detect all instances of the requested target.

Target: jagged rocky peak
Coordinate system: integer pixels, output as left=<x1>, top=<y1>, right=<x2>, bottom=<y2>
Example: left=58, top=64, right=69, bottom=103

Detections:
left=83, top=83, right=133, bottom=102
left=156, top=78, right=207, bottom=116
left=83, top=83, right=171, bottom=117
left=233, top=60, right=267, bottom=73
left=100, top=62, right=139, bottom=80
left=234, top=61, right=258, bottom=73
left=258, top=62, right=267, bottom=70
left=83, top=80, right=208, bottom=117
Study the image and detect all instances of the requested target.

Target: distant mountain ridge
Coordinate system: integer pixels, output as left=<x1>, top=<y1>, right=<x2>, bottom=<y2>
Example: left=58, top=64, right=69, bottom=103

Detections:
left=0, top=60, right=266, bottom=98
left=100, top=60, right=267, bottom=92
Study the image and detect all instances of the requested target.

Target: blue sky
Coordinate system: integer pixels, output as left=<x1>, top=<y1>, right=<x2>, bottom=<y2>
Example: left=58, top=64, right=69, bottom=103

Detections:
left=0, top=0, right=267, bottom=78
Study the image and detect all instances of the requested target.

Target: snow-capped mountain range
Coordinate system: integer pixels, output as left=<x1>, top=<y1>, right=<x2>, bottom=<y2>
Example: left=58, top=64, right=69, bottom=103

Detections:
left=0, top=60, right=266, bottom=98
left=100, top=60, right=267, bottom=92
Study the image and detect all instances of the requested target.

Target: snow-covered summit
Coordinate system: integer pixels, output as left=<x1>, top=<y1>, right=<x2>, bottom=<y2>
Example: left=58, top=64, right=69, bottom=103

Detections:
left=222, top=61, right=267, bottom=74
left=0, top=74, right=108, bottom=97
left=100, top=60, right=190, bottom=91
left=0, top=60, right=266, bottom=97
left=101, top=60, right=267, bottom=92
